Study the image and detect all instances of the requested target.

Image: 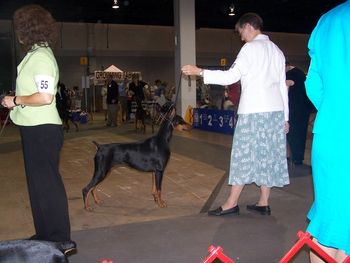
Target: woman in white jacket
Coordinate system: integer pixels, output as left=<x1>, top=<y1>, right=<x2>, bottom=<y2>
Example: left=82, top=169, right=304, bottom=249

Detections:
left=182, top=13, right=289, bottom=216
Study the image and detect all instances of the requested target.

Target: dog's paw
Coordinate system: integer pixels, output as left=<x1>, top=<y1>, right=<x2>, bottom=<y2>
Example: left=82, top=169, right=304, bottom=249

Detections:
left=84, top=206, right=94, bottom=212
left=158, top=200, right=167, bottom=208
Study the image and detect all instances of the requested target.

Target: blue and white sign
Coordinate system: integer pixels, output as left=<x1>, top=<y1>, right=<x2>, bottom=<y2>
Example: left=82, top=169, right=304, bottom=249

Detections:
left=193, top=108, right=235, bottom=134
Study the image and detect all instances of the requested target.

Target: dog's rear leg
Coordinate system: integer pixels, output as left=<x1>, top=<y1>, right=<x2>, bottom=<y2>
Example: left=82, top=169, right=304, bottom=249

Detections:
left=152, top=171, right=167, bottom=208
left=91, top=188, right=103, bottom=204
left=82, top=187, right=95, bottom=211
left=82, top=158, right=111, bottom=210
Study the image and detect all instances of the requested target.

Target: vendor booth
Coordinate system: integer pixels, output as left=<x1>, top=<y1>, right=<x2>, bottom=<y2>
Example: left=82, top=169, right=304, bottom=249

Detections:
left=90, top=65, right=142, bottom=112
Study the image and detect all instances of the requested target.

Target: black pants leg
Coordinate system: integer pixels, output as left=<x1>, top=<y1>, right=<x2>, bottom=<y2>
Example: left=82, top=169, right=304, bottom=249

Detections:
left=287, top=112, right=310, bottom=163
left=19, top=124, right=71, bottom=242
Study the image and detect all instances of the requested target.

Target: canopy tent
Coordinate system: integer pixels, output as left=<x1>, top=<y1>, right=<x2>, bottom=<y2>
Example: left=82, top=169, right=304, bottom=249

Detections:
left=104, top=64, right=123, bottom=73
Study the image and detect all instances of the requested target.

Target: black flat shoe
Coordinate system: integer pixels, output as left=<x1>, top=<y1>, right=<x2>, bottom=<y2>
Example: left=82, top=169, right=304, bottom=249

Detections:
left=208, top=206, right=239, bottom=216
left=246, top=204, right=271, bottom=215
left=57, top=240, right=77, bottom=256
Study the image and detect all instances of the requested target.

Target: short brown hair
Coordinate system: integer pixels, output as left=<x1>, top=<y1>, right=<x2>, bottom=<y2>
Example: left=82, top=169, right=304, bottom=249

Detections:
left=235, top=13, right=263, bottom=31
left=13, top=4, right=58, bottom=51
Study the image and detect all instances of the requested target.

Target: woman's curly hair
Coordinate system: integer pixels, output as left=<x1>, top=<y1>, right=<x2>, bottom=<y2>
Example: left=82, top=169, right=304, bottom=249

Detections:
left=13, top=4, right=58, bottom=52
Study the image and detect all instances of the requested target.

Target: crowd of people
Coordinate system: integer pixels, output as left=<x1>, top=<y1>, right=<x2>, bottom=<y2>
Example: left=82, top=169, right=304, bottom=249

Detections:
left=100, top=74, right=177, bottom=126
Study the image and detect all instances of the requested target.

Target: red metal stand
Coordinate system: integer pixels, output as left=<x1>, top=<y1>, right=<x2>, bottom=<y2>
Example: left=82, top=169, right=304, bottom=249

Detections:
left=344, top=256, right=350, bottom=263
left=279, top=231, right=343, bottom=263
left=201, top=245, right=235, bottom=263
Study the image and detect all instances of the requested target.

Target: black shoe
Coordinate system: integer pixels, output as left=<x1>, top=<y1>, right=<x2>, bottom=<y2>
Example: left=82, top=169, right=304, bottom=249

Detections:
left=208, top=205, right=239, bottom=216
left=57, top=240, right=77, bottom=255
left=246, top=204, right=271, bottom=215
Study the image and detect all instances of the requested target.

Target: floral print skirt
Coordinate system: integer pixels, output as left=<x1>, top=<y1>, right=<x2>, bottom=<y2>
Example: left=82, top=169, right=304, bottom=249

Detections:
left=228, top=111, right=289, bottom=187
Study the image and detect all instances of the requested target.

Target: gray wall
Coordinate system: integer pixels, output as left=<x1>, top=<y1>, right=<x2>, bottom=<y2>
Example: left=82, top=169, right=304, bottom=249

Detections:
left=0, top=20, right=310, bottom=93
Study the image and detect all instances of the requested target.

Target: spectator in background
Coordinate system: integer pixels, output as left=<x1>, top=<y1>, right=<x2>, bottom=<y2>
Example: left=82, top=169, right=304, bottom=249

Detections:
left=285, top=61, right=313, bottom=165
left=129, top=74, right=145, bottom=103
left=305, top=1, right=350, bottom=261
left=208, top=84, right=224, bottom=109
left=196, top=79, right=203, bottom=105
left=154, top=80, right=166, bottom=97
left=152, top=79, right=162, bottom=99
left=227, top=81, right=241, bottom=111
left=106, top=75, right=119, bottom=127
left=101, top=85, right=107, bottom=121
left=118, top=78, right=128, bottom=123
left=71, top=86, right=81, bottom=110
left=165, top=85, right=176, bottom=102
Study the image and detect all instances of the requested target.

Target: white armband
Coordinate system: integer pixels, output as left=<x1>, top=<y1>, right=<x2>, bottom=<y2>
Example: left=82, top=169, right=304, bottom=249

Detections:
left=34, top=75, right=55, bottom=94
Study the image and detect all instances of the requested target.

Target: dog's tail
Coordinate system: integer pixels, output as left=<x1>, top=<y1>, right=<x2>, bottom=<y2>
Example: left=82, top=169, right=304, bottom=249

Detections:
left=92, top=141, right=100, bottom=149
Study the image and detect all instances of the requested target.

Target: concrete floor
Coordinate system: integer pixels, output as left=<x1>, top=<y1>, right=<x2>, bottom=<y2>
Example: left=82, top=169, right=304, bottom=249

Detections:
left=0, top=112, right=314, bottom=262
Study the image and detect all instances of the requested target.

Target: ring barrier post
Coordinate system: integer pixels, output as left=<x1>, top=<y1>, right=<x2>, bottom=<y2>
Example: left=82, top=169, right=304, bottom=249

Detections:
left=201, top=245, right=235, bottom=263
left=279, top=231, right=337, bottom=263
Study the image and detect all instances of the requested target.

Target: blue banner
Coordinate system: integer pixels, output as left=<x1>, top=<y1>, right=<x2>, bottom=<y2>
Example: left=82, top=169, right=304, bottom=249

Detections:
left=193, top=108, right=235, bottom=134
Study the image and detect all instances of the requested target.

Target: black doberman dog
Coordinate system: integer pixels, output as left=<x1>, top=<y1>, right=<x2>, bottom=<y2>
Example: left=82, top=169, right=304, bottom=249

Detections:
left=56, top=83, right=79, bottom=133
left=0, top=239, right=75, bottom=263
left=134, top=99, right=155, bottom=134
left=82, top=105, right=191, bottom=210
left=134, top=99, right=146, bottom=133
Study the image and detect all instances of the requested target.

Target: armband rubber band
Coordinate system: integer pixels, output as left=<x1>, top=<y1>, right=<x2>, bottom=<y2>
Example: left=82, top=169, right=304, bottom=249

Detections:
left=13, top=96, right=18, bottom=106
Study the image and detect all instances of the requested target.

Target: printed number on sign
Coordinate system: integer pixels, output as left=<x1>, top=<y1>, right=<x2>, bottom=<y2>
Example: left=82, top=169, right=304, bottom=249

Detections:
left=208, top=115, right=212, bottom=126
left=40, top=80, right=49, bottom=89
left=219, top=116, right=223, bottom=127
left=229, top=117, right=233, bottom=128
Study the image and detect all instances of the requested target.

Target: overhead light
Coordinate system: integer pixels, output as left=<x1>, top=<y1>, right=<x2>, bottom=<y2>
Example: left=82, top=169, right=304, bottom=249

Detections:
left=229, top=4, right=235, bottom=16
left=112, top=0, right=119, bottom=9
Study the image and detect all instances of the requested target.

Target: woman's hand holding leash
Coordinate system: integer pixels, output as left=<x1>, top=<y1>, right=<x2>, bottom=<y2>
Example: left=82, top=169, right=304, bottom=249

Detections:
left=1, top=95, right=16, bottom=109
left=181, top=65, right=203, bottom=76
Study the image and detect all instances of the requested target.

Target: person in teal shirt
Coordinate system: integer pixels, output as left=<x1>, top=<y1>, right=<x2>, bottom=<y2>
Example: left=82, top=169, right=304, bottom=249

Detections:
left=305, top=1, right=350, bottom=261
left=1, top=4, right=76, bottom=255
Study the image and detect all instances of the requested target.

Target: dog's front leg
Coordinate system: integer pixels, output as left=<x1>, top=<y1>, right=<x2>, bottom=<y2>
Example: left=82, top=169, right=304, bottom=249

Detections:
left=156, top=190, right=166, bottom=208
left=152, top=171, right=167, bottom=208
left=151, top=172, right=157, bottom=200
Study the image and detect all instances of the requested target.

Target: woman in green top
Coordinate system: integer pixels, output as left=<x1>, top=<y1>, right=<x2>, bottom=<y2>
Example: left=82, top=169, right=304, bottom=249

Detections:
left=1, top=4, right=76, bottom=254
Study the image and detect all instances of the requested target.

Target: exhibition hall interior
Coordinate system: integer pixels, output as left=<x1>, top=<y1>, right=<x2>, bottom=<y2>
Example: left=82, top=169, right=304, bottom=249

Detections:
left=0, top=0, right=347, bottom=262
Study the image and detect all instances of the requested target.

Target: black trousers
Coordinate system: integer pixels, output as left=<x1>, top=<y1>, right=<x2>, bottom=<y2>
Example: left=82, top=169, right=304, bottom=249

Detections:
left=19, top=124, right=71, bottom=242
left=287, top=111, right=310, bottom=163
